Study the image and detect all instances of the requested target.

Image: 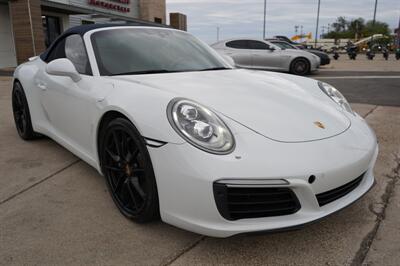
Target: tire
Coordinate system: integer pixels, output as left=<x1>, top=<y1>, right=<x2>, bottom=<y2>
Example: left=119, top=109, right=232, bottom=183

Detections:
left=12, top=81, right=39, bottom=140
left=99, top=117, right=159, bottom=223
left=290, top=58, right=310, bottom=75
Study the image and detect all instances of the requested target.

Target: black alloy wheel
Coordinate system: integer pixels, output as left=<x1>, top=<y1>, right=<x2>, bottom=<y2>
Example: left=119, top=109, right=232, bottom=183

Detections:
left=100, top=118, right=159, bottom=223
left=12, top=81, right=38, bottom=140
left=290, top=58, right=310, bottom=75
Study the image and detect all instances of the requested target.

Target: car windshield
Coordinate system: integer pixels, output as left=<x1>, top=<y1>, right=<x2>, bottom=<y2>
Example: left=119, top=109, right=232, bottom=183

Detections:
left=91, top=28, right=230, bottom=76
left=271, top=41, right=297, bottom=50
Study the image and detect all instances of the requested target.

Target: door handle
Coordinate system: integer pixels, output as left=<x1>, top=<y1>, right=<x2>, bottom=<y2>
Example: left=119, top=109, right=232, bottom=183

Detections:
left=37, top=83, right=47, bottom=91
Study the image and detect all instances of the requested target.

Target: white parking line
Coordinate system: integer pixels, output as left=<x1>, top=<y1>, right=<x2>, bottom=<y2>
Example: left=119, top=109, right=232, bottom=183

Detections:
left=317, top=76, right=400, bottom=79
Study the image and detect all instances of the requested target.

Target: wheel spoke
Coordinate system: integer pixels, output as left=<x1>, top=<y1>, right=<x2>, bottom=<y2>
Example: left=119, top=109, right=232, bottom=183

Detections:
left=15, top=93, right=22, bottom=106
left=126, top=181, right=139, bottom=209
left=104, top=165, right=123, bottom=172
left=21, top=116, right=27, bottom=131
left=125, top=148, right=139, bottom=163
left=130, top=176, right=146, bottom=199
left=15, top=113, right=22, bottom=122
left=121, top=134, right=129, bottom=161
left=105, top=148, right=120, bottom=162
left=112, top=131, right=122, bottom=157
left=114, top=174, right=125, bottom=194
left=132, top=168, right=145, bottom=175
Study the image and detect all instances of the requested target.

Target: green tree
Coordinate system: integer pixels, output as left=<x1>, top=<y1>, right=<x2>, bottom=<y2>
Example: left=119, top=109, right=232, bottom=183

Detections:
left=323, top=17, right=390, bottom=40
left=331, top=16, right=348, bottom=32
left=348, top=18, right=365, bottom=39
left=363, top=21, right=390, bottom=36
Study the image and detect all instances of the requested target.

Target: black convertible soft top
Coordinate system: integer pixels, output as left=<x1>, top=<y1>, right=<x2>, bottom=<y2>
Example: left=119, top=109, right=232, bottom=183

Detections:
left=40, top=22, right=170, bottom=61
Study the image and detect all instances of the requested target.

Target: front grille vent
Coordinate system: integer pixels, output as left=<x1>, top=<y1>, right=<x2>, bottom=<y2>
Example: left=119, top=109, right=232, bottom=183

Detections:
left=213, top=183, right=301, bottom=220
left=316, top=173, right=364, bottom=207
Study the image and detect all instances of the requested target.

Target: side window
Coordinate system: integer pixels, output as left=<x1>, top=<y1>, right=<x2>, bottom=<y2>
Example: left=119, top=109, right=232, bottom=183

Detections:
left=65, top=34, right=91, bottom=75
left=226, top=40, right=250, bottom=49
left=46, top=38, right=66, bottom=62
left=248, top=41, right=269, bottom=50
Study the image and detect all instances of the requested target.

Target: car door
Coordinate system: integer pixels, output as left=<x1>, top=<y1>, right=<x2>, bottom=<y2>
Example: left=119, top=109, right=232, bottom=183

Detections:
left=38, top=34, right=95, bottom=156
left=249, top=40, right=285, bottom=70
left=224, top=40, right=253, bottom=68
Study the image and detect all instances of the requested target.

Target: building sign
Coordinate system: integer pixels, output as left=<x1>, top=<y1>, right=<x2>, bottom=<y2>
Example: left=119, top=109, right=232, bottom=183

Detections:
left=88, top=0, right=131, bottom=13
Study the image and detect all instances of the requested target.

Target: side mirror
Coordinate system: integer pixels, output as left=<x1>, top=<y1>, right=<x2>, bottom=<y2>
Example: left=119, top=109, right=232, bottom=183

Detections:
left=46, top=58, right=81, bottom=82
left=221, top=54, right=236, bottom=67
left=269, top=46, right=276, bottom=51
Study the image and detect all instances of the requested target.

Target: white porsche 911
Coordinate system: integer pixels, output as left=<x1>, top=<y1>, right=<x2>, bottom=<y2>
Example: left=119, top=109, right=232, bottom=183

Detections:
left=12, top=24, right=378, bottom=237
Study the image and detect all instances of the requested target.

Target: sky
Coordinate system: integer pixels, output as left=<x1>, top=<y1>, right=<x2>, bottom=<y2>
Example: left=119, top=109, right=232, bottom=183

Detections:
left=166, top=0, right=400, bottom=44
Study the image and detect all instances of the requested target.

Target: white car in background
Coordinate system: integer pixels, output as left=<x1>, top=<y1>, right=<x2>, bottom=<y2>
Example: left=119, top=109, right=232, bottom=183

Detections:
left=212, top=38, right=321, bottom=75
left=12, top=24, right=377, bottom=237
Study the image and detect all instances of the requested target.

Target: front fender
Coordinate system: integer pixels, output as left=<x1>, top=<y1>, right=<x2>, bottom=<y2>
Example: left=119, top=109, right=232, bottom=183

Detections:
left=95, top=78, right=186, bottom=145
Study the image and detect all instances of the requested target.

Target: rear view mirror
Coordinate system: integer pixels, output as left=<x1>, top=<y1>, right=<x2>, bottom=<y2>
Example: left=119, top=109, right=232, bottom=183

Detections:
left=46, top=58, right=81, bottom=82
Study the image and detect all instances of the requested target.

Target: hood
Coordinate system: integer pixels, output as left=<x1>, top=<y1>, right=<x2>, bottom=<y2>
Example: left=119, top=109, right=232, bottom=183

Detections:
left=110, top=69, right=350, bottom=143
left=284, top=49, right=318, bottom=59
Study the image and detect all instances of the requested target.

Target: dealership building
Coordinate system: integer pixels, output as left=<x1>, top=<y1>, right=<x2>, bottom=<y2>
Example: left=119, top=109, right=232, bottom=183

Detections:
left=0, top=0, right=186, bottom=68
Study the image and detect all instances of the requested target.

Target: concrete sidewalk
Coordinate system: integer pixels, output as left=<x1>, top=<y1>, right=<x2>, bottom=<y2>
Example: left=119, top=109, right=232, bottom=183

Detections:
left=1, top=77, right=399, bottom=265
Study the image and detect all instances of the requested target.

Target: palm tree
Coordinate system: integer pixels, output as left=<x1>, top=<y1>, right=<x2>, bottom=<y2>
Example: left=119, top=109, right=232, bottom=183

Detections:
left=332, top=16, right=348, bottom=32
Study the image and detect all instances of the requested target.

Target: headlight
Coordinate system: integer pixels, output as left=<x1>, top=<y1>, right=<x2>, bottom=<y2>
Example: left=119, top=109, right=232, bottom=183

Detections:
left=167, top=98, right=235, bottom=154
left=318, top=81, right=354, bottom=114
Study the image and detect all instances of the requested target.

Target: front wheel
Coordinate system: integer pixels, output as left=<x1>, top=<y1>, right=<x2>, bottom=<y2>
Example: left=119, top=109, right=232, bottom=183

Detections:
left=99, top=118, right=159, bottom=223
left=12, top=81, right=39, bottom=140
left=290, top=58, right=310, bottom=75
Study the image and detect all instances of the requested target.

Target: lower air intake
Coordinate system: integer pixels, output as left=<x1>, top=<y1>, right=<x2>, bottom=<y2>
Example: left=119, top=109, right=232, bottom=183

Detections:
left=213, top=183, right=301, bottom=221
left=316, top=173, right=365, bottom=207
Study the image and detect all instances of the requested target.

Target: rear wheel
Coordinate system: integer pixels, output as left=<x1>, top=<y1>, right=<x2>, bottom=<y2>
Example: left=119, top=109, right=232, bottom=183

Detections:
left=12, top=81, right=39, bottom=140
left=290, top=58, right=310, bottom=75
left=99, top=118, right=159, bottom=223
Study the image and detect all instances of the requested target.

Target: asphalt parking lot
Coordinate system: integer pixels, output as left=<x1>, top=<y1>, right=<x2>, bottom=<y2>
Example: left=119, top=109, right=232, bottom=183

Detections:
left=312, top=70, right=400, bottom=107
left=1, top=58, right=400, bottom=265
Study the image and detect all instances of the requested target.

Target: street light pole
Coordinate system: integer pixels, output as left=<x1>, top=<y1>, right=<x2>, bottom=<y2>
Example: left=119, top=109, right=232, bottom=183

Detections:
left=263, top=0, right=267, bottom=39
left=300, top=25, right=303, bottom=41
left=217, top=26, right=220, bottom=42
left=294, top=25, right=299, bottom=36
left=373, top=0, right=378, bottom=25
left=314, top=0, right=321, bottom=48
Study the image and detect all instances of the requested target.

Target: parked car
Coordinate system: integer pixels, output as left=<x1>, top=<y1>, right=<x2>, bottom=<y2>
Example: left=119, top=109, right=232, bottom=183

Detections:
left=274, top=35, right=305, bottom=48
left=267, top=39, right=331, bottom=65
left=13, top=24, right=378, bottom=238
left=211, top=38, right=320, bottom=75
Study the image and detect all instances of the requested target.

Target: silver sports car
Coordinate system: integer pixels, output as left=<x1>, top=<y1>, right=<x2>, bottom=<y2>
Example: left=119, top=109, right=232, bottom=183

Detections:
left=212, top=38, right=321, bottom=75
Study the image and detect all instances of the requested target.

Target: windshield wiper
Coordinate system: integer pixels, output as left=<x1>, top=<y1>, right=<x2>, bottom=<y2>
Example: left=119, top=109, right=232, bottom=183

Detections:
left=199, top=67, right=231, bottom=71
left=110, top=69, right=183, bottom=76
left=110, top=67, right=231, bottom=76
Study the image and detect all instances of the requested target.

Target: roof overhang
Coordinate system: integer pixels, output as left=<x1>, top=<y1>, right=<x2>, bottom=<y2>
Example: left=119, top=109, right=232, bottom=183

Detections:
left=41, top=0, right=143, bottom=23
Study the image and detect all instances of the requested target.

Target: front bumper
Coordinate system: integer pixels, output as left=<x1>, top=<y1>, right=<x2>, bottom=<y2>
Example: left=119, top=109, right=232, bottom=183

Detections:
left=320, top=56, right=331, bottom=65
left=310, top=58, right=320, bottom=71
left=148, top=114, right=378, bottom=238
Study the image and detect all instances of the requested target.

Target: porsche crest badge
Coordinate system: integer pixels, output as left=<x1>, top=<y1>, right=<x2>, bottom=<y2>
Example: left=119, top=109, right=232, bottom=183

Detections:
left=314, top=121, right=325, bottom=129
